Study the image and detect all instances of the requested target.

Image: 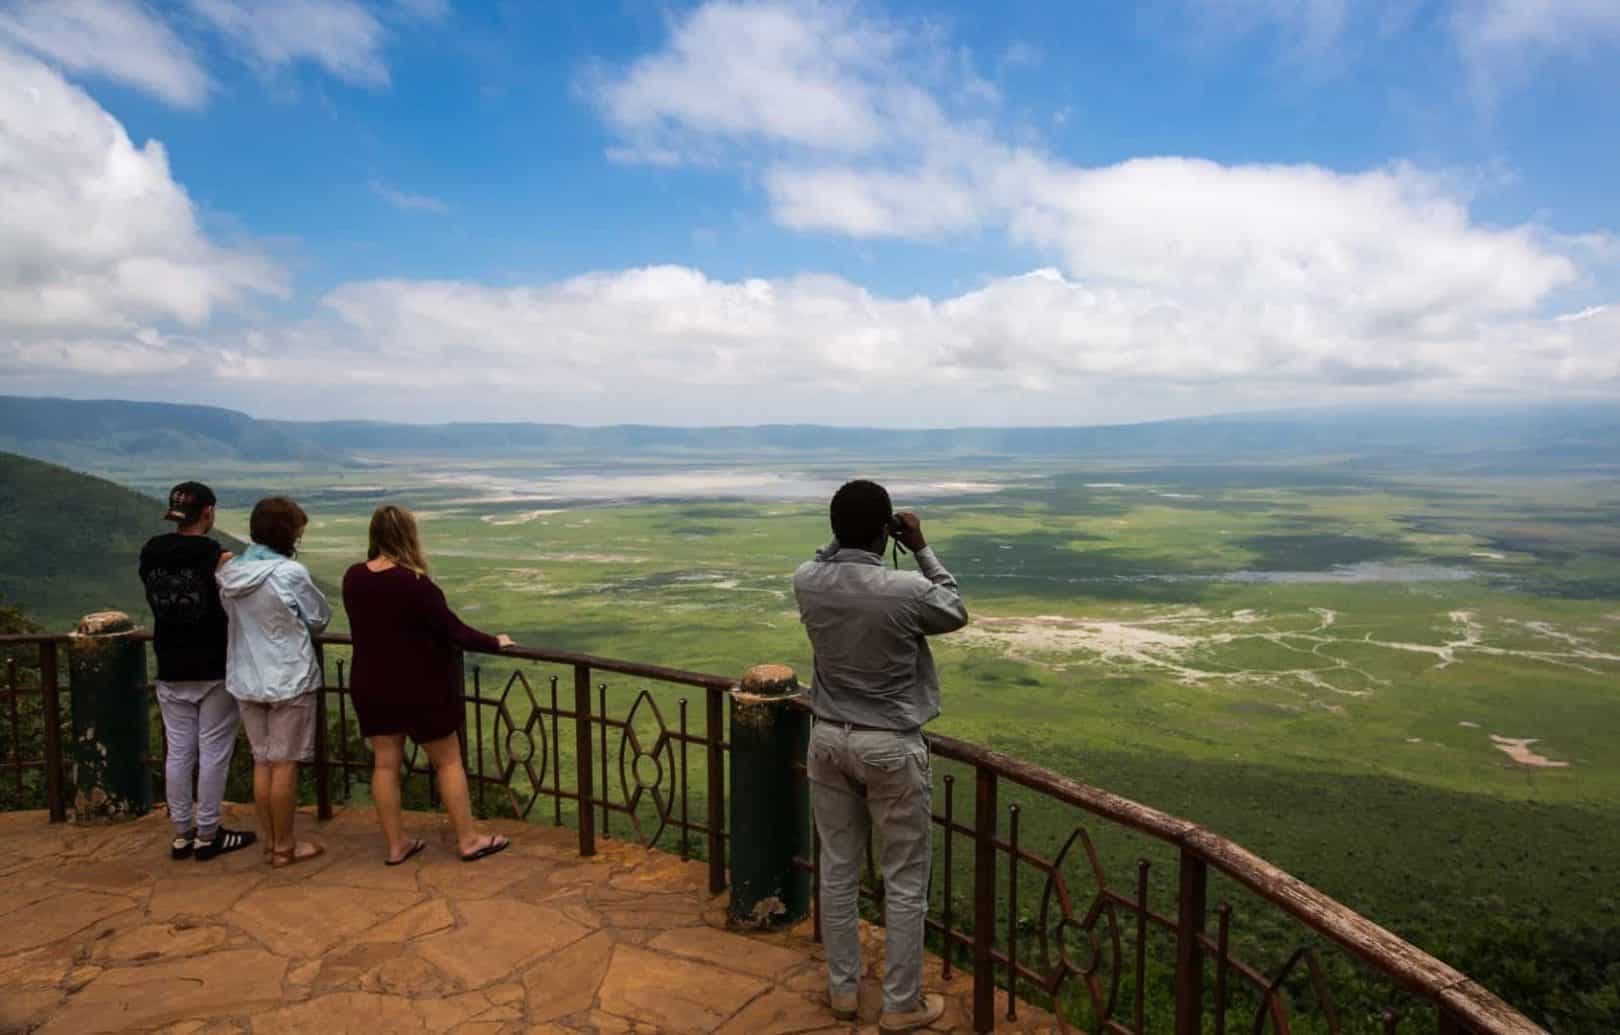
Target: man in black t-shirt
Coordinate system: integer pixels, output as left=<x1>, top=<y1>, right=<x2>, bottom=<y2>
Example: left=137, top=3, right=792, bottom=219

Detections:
left=139, top=482, right=255, bottom=861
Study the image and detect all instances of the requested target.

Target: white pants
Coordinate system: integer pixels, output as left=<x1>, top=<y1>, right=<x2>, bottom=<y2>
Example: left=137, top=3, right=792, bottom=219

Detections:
left=155, top=680, right=239, bottom=839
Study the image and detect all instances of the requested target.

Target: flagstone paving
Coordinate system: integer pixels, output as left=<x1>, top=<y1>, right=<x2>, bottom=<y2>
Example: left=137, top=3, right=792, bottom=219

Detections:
left=0, top=807, right=1062, bottom=1033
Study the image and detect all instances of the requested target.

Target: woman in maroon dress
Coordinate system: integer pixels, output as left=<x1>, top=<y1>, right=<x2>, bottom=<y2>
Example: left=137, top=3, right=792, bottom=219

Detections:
left=342, top=505, right=514, bottom=864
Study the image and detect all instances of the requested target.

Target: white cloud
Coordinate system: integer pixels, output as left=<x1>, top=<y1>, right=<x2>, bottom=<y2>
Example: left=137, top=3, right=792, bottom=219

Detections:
left=1452, top=0, right=1620, bottom=99
left=1185, top=0, right=1620, bottom=100
left=0, top=0, right=448, bottom=109
left=1189, top=0, right=1351, bottom=60
left=11, top=259, right=1618, bottom=421
left=187, top=0, right=392, bottom=87
left=371, top=180, right=449, bottom=214
left=999, top=41, right=1042, bottom=70
left=0, top=0, right=210, bottom=108
left=591, top=0, right=984, bottom=167
left=1006, top=157, right=1575, bottom=320
left=593, top=0, right=894, bottom=159
left=0, top=46, right=281, bottom=342
left=575, top=0, right=1618, bottom=415
left=767, top=163, right=986, bottom=238
left=0, top=331, right=194, bottom=378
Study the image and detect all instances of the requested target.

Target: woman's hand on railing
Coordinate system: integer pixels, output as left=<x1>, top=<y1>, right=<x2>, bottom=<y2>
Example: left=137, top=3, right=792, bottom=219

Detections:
left=496, top=634, right=514, bottom=649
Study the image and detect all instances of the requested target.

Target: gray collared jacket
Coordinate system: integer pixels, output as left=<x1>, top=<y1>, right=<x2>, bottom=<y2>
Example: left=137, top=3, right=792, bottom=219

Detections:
left=792, top=542, right=969, bottom=732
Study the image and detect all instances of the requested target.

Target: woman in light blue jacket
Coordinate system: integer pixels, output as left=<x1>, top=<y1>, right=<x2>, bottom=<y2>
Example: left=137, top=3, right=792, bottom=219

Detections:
left=219, top=497, right=331, bottom=868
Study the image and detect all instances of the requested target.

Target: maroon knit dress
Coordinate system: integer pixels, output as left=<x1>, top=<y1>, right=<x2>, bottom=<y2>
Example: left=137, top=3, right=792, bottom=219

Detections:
left=341, top=564, right=501, bottom=743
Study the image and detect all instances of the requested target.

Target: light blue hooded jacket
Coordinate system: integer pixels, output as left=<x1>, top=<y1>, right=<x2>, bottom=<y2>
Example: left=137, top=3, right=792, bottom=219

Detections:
left=217, top=545, right=332, bottom=703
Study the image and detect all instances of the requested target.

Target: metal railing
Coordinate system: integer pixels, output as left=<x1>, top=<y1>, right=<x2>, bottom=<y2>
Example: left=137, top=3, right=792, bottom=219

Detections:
left=0, top=635, right=65, bottom=821
left=0, top=630, right=1544, bottom=1034
left=310, top=631, right=734, bottom=898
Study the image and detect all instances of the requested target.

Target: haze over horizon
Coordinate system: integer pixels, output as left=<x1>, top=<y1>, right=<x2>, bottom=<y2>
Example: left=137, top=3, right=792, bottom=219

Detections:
left=1, top=0, right=1617, bottom=426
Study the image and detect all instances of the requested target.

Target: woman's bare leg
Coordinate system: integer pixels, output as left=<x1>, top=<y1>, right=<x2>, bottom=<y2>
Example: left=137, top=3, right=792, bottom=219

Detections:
left=421, top=733, right=496, bottom=855
left=368, top=735, right=411, bottom=860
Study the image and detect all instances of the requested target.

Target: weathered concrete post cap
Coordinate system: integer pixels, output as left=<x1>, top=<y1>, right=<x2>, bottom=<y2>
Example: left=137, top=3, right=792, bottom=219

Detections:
left=76, top=611, right=135, bottom=637
left=737, top=664, right=800, bottom=698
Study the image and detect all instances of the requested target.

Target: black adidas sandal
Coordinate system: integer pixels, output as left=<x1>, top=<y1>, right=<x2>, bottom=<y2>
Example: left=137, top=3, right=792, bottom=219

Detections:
left=194, top=827, right=257, bottom=862
left=171, top=832, right=196, bottom=861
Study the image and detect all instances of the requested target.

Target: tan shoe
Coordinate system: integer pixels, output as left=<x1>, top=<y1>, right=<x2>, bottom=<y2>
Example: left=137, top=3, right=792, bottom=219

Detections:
left=878, top=992, right=945, bottom=1033
left=830, top=990, right=858, bottom=1021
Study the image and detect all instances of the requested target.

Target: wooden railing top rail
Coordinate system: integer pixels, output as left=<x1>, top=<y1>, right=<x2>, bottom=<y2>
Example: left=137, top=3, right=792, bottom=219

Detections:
left=0, top=632, right=739, bottom=693
left=0, top=628, right=1541, bottom=1033
left=314, top=632, right=740, bottom=693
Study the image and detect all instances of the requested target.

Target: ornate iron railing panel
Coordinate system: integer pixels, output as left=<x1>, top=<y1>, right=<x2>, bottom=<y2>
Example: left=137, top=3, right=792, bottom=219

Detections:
left=298, top=639, right=732, bottom=891
left=0, top=637, right=67, bottom=817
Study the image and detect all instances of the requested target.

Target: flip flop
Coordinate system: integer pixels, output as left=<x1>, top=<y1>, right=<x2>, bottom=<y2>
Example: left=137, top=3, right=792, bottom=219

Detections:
left=270, top=842, right=326, bottom=869
left=459, top=834, right=510, bottom=863
left=385, top=838, right=427, bottom=866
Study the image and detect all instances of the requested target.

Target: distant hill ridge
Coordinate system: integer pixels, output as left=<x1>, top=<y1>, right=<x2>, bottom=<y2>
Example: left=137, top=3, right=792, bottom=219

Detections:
left=3, top=394, right=1619, bottom=465
left=0, top=396, right=333, bottom=466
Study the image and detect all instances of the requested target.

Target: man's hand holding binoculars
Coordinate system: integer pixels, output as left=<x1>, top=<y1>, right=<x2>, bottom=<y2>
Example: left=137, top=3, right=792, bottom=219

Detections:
left=890, top=511, right=927, bottom=553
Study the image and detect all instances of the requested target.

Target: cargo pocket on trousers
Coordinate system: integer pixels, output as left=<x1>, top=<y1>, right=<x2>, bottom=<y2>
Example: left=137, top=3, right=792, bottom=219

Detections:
left=910, top=747, right=932, bottom=791
left=806, top=736, right=841, bottom=786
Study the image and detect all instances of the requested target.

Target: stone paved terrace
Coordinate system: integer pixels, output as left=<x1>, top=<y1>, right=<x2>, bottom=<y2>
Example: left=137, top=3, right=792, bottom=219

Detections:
left=0, top=806, right=1060, bottom=1034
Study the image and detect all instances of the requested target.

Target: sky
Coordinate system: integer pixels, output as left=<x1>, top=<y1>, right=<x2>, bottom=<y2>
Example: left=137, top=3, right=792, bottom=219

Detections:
left=0, top=0, right=1617, bottom=427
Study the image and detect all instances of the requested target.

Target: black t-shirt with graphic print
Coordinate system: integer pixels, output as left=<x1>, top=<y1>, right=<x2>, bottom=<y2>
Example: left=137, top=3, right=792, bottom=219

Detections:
left=139, top=533, right=228, bottom=682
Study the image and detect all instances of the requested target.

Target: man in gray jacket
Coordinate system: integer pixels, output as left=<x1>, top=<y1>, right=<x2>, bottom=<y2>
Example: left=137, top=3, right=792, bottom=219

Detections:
left=794, top=479, right=968, bottom=1033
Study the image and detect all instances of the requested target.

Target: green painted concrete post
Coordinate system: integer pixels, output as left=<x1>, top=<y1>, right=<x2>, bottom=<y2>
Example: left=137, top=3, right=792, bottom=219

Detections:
left=69, top=611, right=151, bottom=819
left=727, top=664, right=812, bottom=929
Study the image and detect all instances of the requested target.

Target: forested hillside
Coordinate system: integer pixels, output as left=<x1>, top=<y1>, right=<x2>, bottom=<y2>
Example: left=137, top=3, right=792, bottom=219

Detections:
left=0, top=452, right=245, bottom=630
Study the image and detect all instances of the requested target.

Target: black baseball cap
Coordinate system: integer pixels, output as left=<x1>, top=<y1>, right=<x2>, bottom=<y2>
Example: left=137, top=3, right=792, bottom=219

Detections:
left=163, top=481, right=217, bottom=522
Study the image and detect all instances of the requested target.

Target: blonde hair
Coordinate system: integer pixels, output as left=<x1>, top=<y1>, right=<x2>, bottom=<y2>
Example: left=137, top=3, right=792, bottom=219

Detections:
left=367, top=505, right=430, bottom=576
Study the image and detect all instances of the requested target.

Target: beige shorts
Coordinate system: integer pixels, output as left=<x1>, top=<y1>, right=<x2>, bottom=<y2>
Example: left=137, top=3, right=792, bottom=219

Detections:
left=238, top=693, right=316, bottom=764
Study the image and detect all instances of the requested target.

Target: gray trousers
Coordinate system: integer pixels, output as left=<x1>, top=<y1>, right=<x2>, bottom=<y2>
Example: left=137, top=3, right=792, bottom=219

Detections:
left=807, top=722, right=933, bottom=1014
left=155, top=680, right=239, bottom=839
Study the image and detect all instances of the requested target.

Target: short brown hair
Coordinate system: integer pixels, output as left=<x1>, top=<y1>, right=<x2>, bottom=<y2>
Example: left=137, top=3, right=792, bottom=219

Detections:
left=249, top=497, right=308, bottom=557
